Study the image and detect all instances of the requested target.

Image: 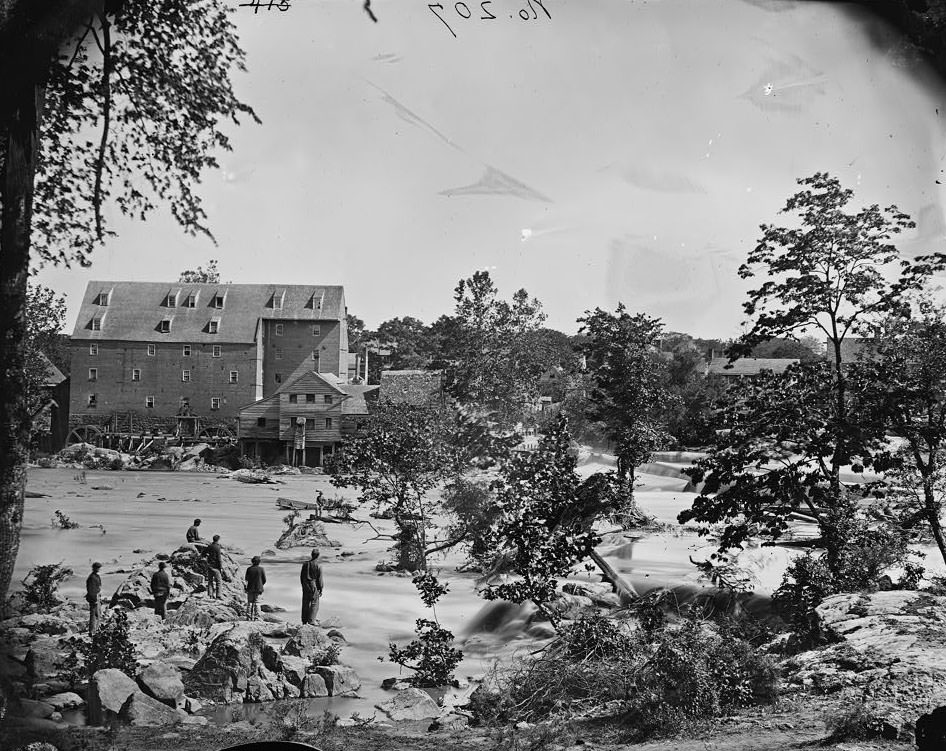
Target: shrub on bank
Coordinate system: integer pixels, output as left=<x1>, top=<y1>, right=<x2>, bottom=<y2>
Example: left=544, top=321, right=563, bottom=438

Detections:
left=467, top=612, right=778, bottom=740
left=22, top=563, right=72, bottom=611
left=58, top=609, right=138, bottom=687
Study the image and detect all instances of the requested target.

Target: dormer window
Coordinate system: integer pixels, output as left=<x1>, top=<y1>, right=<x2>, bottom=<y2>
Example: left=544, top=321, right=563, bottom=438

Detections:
left=269, top=289, right=286, bottom=310
left=94, top=291, right=109, bottom=306
left=90, top=316, right=103, bottom=331
left=165, top=290, right=179, bottom=308
left=159, top=318, right=172, bottom=333
left=211, top=292, right=225, bottom=309
left=208, top=318, right=220, bottom=334
left=305, top=292, right=324, bottom=310
left=185, top=292, right=198, bottom=308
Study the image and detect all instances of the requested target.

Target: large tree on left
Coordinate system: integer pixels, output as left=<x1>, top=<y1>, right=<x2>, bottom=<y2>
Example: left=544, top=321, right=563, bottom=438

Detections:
left=0, top=0, right=257, bottom=609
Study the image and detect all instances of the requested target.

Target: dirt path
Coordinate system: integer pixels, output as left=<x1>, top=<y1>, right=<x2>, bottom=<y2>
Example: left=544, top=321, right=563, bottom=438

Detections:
left=1, top=692, right=917, bottom=751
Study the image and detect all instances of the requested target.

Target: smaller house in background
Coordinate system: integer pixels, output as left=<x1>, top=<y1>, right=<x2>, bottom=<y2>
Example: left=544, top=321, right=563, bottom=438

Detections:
left=33, top=353, right=70, bottom=453
left=378, top=370, right=446, bottom=407
left=705, top=357, right=799, bottom=378
left=237, top=362, right=374, bottom=466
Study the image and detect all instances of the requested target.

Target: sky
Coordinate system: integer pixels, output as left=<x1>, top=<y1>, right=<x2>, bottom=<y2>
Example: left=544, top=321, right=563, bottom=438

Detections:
left=35, top=0, right=946, bottom=337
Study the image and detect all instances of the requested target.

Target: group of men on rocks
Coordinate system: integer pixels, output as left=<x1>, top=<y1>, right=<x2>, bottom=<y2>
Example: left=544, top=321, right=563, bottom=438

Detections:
left=83, top=516, right=324, bottom=635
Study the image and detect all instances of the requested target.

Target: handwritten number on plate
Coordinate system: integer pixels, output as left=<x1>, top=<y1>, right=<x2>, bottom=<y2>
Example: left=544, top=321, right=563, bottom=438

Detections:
left=480, top=1, right=496, bottom=19
left=531, top=0, right=551, bottom=19
left=428, top=3, right=457, bottom=37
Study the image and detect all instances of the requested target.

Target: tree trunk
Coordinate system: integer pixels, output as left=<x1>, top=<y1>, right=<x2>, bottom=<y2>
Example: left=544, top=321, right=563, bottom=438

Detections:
left=923, top=479, right=946, bottom=568
left=589, top=549, right=638, bottom=602
left=0, top=73, right=45, bottom=611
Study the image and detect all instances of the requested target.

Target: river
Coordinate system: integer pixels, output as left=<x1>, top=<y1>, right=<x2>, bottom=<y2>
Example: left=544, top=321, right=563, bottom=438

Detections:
left=17, top=465, right=751, bottom=719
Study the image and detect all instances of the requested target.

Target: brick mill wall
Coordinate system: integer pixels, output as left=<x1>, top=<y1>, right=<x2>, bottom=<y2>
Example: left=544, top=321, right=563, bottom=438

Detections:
left=260, top=319, right=346, bottom=397
left=69, top=339, right=258, bottom=424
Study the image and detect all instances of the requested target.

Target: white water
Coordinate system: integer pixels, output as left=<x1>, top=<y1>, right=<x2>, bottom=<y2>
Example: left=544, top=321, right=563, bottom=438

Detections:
left=18, top=467, right=721, bottom=717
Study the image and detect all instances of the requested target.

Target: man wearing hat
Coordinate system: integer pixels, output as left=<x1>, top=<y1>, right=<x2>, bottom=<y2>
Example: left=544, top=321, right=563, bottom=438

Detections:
left=244, top=556, right=266, bottom=621
left=203, top=534, right=224, bottom=599
left=150, top=561, right=172, bottom=619
left=300, top=549, right=323, bottom=624
left=85, top=562, right=102, bottom=636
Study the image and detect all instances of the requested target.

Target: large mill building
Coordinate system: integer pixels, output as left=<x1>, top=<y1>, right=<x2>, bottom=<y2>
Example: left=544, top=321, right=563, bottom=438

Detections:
left=68, top=281, right=350, bottom=440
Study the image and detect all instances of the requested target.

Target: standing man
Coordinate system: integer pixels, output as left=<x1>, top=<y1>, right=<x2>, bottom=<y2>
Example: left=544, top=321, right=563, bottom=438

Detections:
left=186, top=518, right=204, bottom=545
left=244, top=556, right=266, bottom=621
left=85, top=562, right=102, bottom=636
left=203, top=534, right=224, bottom=599
left=150, top=561, right=172, bottom=619
left=300, top=549, right=323, bottom=624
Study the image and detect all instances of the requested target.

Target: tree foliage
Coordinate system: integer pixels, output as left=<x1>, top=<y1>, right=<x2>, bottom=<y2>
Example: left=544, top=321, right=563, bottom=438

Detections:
left=440, top=271, right=547, bottom=428
left=326, top=403, right=451, bottom=570
left=853, top=301, right=946, bottom=566
left=577, top=305, right=674, bottom=492
left=33, top=1, right=258, bottom=264
left=179, top=259, right=221, bottom=283
left=478, top=415, right=621, bottom=626
left=681, top=174, right=945, bottom=574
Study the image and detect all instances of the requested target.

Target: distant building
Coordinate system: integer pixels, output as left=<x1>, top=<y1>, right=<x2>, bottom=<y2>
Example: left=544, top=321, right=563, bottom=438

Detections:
left=378, top=370, right=446, bottom=407
left=68, top=281, right=348, bottom=435
left=33, top=353, right=70, bottom=453
left=237, top=361, right=373, bottom=466
left=705, top=357, right=799, bottom=378
left=824, top=337, right=874, bottom=363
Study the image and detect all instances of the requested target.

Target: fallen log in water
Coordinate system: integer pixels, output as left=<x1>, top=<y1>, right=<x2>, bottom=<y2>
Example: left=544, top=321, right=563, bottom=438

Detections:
left=589, top=549, right=639, bottom=603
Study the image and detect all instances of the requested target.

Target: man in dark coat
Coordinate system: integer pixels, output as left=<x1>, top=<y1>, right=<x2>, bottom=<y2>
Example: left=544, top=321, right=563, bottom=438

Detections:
left=85, top=562, right=102, bottom=636
left=300, top=548, right=323, bottom=624
left=244, top=556, right=266, bottom=621
left=150, top=561, right=172, bottom=618
left=203, top=534, right=224, bottom=599
left=186, top=518, right=204, bottom=546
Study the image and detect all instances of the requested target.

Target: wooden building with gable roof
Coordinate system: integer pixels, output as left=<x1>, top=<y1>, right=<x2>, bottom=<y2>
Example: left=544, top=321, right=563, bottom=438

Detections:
left=237, top=360, right=373, bottom=466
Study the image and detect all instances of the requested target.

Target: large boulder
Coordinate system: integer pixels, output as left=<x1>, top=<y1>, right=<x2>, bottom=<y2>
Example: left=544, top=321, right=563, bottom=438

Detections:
left=119, top=690, right=182, bottom=727
left=282, top=624, right=331, bottom=659
left=112, top=545, right=243, bottom=612
left=165, top=597, right=243, bottom=629
left=14, top=614, right=71, bottom=636
left=87, top=669, right=138, bottom=726
left=137, top=662, right=184, bottom=708
left=314, top=665, right=360, bottom=697
left=784, top=590, right=946, bottom=739
left=43, top=692, right=84, bottom=711
left=301, top=673, right=329, bottom=698
left=182, top=622, right=358, bottom=704
left=375, top=687, right=442, bottom=721
left=181, top=623, right=262, bottom=703
left=16, top=699, right=54, bottom=719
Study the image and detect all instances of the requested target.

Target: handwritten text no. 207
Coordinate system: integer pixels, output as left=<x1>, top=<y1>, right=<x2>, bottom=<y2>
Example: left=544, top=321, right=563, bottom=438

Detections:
left=428, top=0, right=551, bottom=38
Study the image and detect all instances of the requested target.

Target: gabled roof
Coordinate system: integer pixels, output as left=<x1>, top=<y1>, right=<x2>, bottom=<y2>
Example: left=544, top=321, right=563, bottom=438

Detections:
left=40, top=353, right=66, bottom=386
left=338, top=384, right=375, bottom=416
left=707, top=357, right=799, bottom=376
left=276, top=362, right=348, bottom=396
left=71, top=281, right=346, bottom=343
